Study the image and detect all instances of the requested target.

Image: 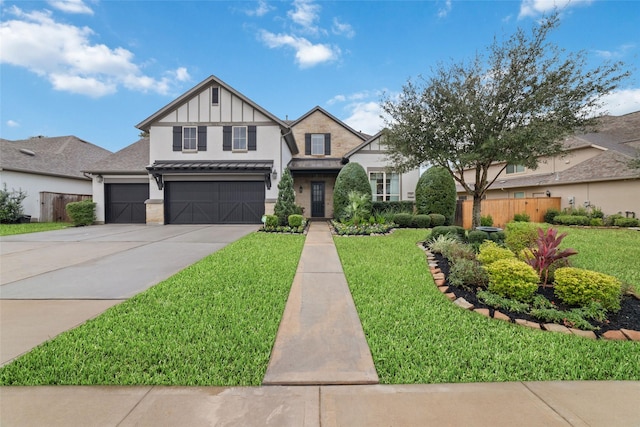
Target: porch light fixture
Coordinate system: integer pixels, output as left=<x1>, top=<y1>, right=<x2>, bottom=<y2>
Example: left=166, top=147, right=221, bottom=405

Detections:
left=271, top=168, right=277, bottom=180
left=96, top=174, right=103, bottom=183
left=545, top=190, right=551, bottom=197
left=299, top=185, right=303, bottom=194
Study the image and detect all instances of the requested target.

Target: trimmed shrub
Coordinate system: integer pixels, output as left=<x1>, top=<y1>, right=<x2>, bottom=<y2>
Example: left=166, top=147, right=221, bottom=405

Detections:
left=604, top=213, right=624, bottom=226
left=65, top=199, right=95, bottom=226
left=448, top=258, right=489, bottom=291
left=429, top=213, right=446, bottom=227
left=614, top=217, right=639, bottom=227
left=480, top=215, right=493, bottom=226
left=393, top=213, right=413, bottom=228
left=590, top=206, right=604, bottom=219
left=554, top=267, right=622, bottom=312
left=486, top=258, right=540, bottom=302
left=543, top=208, right=561, bottom=224
left=431, top=225, right=466, bottom=241
left=288, top=214, right=304, bottom=227
left=274, top=168, right=297, bottom=225
left=553, top=215, right=590, bottom=226
left=333, top=162, right=371, bottom=221
left=371, top=201, right=414, bottom=215
left=488, top=231, right=506, bottom=244
left=513, top=212, right=530, bottom=222
left=468, top=230, right=489, bottom=245
left=0, top=184, right=27, bottom=224
left=264, top=214, right=279, bottom=228
left=412, top=214, right=431, bottom=228
left=415, top=166, right=456, bottom=225
left=589, top=218, right=604, bottom=227
left=505, top=222, right=538, bottom=254
left=477, top=240, right=515, bottom=265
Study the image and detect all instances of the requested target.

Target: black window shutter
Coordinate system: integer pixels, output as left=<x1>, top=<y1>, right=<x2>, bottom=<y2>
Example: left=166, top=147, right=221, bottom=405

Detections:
left=197, top=126, right=207, bottom=151
left=173, top=126, right=182, bottom=151
left=248, top=126, right=257, bottom=151
left=305, top=133, right=311, bottom=155
left=223, top=126, right=232, bottom=151
left=325, top=133, right=331, bottom=155
left=212, top=87, right=219, bottom=105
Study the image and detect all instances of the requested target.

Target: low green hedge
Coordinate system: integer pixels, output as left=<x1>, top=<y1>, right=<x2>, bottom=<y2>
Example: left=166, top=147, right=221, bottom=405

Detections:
left=553, top=215, right=590, bottom=226
left=65, top=200, right=95, bottom=226
left=614, top=217, right=639, bottom=227
left=554, top=267, right=622, bottom=312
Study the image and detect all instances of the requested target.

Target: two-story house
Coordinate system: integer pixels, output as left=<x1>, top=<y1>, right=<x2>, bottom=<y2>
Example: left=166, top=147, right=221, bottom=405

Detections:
left=87, top=75, right=419, bottom=224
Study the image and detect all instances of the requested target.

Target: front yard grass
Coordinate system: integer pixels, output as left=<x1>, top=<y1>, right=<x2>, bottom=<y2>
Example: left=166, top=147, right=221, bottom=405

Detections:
left=0, top=222, right=70, bottom=236
left=0, top=232, right=304, bottom=386
left=335, top=229, right=640, bottom=384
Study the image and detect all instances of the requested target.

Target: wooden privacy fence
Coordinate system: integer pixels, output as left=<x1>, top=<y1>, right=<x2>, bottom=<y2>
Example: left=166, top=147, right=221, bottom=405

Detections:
left=40, top=192, right=92, bottom=222
left=459, top=197, right=561, bottom=229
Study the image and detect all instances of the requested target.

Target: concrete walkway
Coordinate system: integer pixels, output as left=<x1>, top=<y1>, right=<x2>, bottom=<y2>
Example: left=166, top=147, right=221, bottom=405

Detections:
left=263, top=221, right=378, bottom=385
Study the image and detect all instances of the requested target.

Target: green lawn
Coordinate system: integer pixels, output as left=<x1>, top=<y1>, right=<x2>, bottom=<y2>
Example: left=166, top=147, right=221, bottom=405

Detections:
left=335, top=229, right=640, bottom=384
left=0, top=232, right=305, bottom=386
left=0, top=222, right=71, bottom=236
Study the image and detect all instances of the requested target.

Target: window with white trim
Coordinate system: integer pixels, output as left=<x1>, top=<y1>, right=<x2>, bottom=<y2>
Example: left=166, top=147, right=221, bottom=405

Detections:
left=370, top=172, right=400, bottom=201
left=506, top=164, right=525, bottom=174
left=233, top=126, right=247, bottom=151
left=311, top=134, right=325, bottom=155
left=183, top=126, right=197, bottom=151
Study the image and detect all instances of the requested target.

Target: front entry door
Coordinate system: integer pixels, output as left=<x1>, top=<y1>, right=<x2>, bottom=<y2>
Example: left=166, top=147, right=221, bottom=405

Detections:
left=311, top=182, right=325, bottom=218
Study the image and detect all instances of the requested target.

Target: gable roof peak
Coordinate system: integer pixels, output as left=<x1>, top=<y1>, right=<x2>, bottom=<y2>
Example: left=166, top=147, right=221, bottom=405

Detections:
left=291, top=105, right=368, bottom=141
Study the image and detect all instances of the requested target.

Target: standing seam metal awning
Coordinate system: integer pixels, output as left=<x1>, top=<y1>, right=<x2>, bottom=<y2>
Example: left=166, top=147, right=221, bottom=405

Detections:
left=146, top=160, right=274, bottom=190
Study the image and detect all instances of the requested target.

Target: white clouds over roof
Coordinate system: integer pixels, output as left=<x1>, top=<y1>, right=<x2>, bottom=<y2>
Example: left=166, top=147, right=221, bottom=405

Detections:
left=0, top=6, right=190, bottom=97
left=47, top=0, right=94, bottom=15
left=518, top=0, right=594, bottom=19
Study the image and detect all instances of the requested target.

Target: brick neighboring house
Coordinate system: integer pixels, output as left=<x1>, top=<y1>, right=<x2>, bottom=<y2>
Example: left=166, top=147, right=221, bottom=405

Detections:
left=456, top=111, right=640, bottom=217
left=0, top=136, right=111, bottom=221
left=86, top=75, right=420, bottom=224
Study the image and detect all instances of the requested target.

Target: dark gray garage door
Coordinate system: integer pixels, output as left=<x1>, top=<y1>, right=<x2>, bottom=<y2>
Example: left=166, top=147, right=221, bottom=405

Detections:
left=105, top=183, right=149, bottom=224
left=165, top=181, right=265, bottom=224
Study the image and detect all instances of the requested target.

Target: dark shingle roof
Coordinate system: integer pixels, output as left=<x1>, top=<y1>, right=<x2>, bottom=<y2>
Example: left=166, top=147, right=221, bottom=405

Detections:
left=85, top=138, right=149, bottom=174
left=0, top=136, right=111, bottom=179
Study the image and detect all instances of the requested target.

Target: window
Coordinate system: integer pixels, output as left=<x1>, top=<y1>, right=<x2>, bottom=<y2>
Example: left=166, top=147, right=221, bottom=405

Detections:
left=506, top=164, right=525, bottom=174
left=311, top=134, right=325, bottom=155
left=183, top=127, right=197, bottom=151
left=233, top=126, right=247, bottom=151
left=212, top=87, right=219, bottom=105
left=514, top=191, right=525, bottom=199
left=370, top=172, right=400, bottom=201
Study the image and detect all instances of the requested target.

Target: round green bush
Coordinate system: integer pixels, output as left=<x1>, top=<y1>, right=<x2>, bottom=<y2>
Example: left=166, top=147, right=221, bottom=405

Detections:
left=513, top=212, right=530, bottom=222
left=65, top=199, right=95, bottom=226
left=554, top=267, right=622, bottom=312
left=429, top=213, right=446, bottom=227
left=288, top=214, right=304, bottom=227
left=486, top=258, right=539, bottom=302
left=505, top=222, right=538, bottom=254
left=488, top=231, right=506, bottom=244
left=431, top=225, right=466, bottom=241
left=468, top=230, right=489, bottom=244
left=415, top=166, right=457, bottom=225
left=480, top=215, right=493, bottom=226
left=604, top=213, right=624, bottom=226
left=614, top=217, right=639, bottom=227
left=412, top=214, right=431, bottom=228
left=477, top=240, right=515, bottom=265
left=333, top=162, right=371, bottom=221
left=264, top=214, right=279, bottom=228
left=543, top=208, right=561, bottom=224
left=393, top=213, right=413, bottom=228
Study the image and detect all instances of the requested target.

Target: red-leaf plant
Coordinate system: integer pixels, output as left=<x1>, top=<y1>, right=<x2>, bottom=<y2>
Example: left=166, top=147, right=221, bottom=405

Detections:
left=526, top=227, right=578, bottom=287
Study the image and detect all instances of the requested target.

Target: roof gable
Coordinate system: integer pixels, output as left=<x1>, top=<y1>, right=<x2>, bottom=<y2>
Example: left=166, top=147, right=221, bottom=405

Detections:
left=291, top=106, right=368, bottom=142
left=85, top=138, right=150, bottom=174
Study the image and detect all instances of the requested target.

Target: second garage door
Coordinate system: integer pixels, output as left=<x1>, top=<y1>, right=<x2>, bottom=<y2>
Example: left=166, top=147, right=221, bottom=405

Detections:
left=165, top=181, right=265, bottom=224
left=105, top=183, right=149, bottom=224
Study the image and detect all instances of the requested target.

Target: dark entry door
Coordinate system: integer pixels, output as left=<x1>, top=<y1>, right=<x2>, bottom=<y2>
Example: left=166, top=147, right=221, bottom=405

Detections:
left=311, top=182, right=325, bottom=218
left=105, top=183, right=149, bottom=224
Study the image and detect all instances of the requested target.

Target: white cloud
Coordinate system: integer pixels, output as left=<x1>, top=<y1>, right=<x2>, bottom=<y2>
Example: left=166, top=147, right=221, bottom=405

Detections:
left=518, top=0, right=593, bottom=19
left=244, top=0, right=273, bottom=17
left=332, top=18, right=355, bottom=38
left=438, top=0, right=452, bottom=18
left=594, top=43, right=635, bottom=60
left=0, top=7, right=189, bottom=97
left=327, top=94, right=346, bottom=105
left=47, top=0, right=94, bottom=15
left=288, top=0, right=320, bottom=29
left=343, top=101, right=386, bottom=135
left=597, top=88, right=640, bottom=116
left=259, top=30, right=339, bottom=68
left=6, top=120, right=20, bottom=128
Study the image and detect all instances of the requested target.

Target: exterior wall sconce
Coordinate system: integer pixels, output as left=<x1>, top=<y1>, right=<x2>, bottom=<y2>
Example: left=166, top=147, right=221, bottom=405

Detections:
left=545, top=190, right=551, bottom=197
left=299, top=185, right=303, bottom=193
left=96, top=174, right=103, bottom=183
left=271, top=168, right=277, bottom=180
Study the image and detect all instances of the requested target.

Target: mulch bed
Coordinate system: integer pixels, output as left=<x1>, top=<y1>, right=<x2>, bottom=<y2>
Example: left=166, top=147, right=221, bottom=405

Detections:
left=433, top=252, right=640, bottom=337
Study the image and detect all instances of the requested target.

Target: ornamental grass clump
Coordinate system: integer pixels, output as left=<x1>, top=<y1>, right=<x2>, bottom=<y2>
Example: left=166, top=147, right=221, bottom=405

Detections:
left=486, top=258, right=540, bottom=302
left=477, top=240, right=515, bottom=265
left=554, top=267, right=622, bottom=312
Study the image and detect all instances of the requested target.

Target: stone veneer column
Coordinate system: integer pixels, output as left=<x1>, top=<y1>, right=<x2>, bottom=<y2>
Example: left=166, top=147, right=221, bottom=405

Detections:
left=145, top=199, right=164, bottom=225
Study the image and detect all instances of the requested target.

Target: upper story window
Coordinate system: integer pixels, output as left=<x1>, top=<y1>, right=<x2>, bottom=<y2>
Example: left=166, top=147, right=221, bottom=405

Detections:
left=311, top=134, right=325, bottom=155
left=233, top=126, right=247, bottom=151
left=370, top=171, right=400, bottom=201
left=183, top=126, right=197, bottom=151
left=506, top=164, right=525, bottom=174
left=211, top=87, right=219, bottom=105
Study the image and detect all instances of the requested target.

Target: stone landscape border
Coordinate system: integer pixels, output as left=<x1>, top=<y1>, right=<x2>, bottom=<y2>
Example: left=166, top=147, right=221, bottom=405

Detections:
left=421, top=246, right=640, bottom=342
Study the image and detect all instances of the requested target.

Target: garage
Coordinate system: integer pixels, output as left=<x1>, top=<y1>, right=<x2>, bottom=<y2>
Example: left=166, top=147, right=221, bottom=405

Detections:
left=105, top=183, right=149, bottom=223
left=165, top=181, right=265, bottom=224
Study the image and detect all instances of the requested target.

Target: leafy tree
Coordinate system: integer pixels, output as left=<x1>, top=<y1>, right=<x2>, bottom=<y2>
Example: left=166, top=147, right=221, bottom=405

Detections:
left=381, top=13, right=628, bottom=228
left=0, top=184, right=27, bottom=223
left=274, top=168, right=296, bottom=225
left=415, top=166, right=457, bottom=225
left=333, top=162, right=371, bottom=220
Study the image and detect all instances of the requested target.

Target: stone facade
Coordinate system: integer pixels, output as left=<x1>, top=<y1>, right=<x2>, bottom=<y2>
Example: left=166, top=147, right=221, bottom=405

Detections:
left=290, top=109, right=365, bottom=159
left=145, top=200, right=164, bottom=225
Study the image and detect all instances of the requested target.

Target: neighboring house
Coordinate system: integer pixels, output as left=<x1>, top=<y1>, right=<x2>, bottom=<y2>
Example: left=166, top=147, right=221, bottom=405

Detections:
left=0, top=136, right=111, bottom=221
left=87, top=75, right=419, bottom=225
left=456, top=111, right=640, bottom=217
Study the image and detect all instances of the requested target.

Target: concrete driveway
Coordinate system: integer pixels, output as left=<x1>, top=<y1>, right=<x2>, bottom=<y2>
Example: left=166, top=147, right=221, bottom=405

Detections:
left=0, top=224, right=257, bottom=364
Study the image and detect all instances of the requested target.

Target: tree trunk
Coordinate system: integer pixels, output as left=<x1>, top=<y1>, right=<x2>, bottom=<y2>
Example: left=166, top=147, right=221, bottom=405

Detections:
left=472, top=193, right=482, bottom=229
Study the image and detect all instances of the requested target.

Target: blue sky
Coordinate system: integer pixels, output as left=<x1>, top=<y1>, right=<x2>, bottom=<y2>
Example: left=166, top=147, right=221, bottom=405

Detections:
left=1, top=0, right=639, bottom=152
